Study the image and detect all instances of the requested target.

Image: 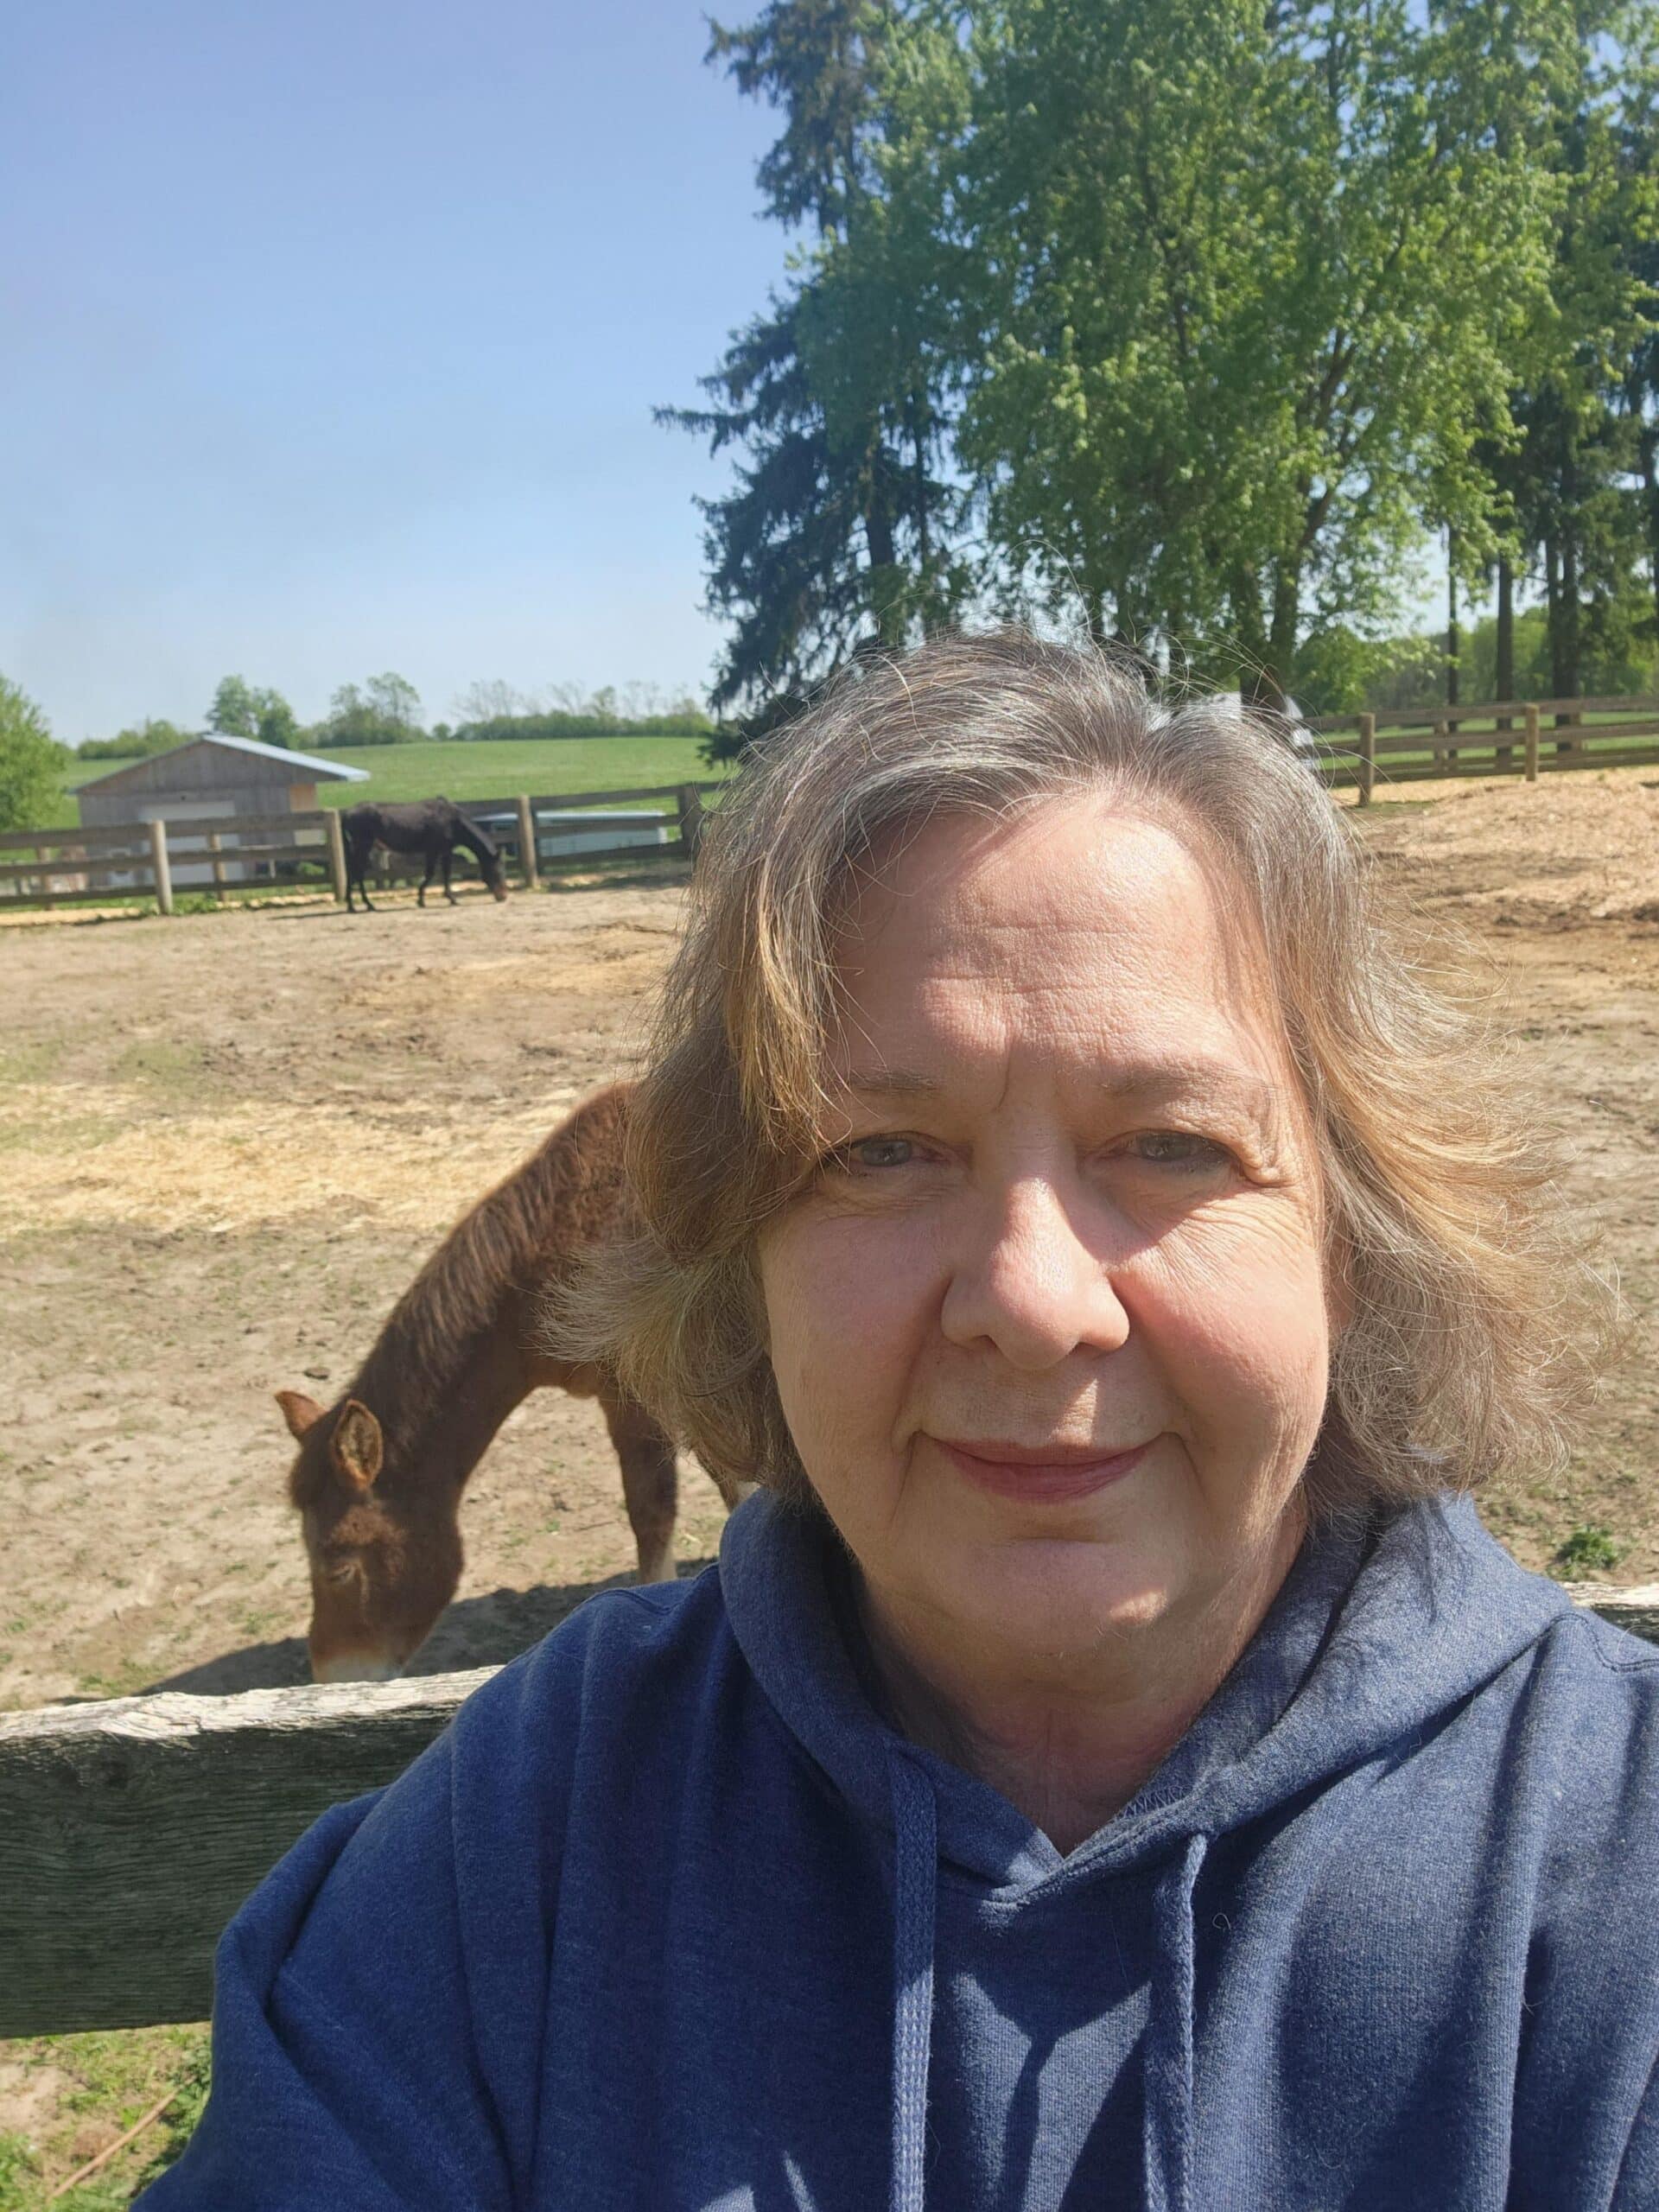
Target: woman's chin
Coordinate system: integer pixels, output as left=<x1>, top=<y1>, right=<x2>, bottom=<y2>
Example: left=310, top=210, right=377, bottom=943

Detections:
left=928, top=1532, right=1187, bottom=1661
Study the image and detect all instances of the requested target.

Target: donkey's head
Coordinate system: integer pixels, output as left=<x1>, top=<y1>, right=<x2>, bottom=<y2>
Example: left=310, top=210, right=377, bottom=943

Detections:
left=276, top=1389, right=463, bottom=1682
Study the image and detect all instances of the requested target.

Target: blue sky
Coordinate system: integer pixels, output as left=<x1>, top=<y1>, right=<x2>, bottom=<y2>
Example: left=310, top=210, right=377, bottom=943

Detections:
left=1, top=1, right=790, bottom=741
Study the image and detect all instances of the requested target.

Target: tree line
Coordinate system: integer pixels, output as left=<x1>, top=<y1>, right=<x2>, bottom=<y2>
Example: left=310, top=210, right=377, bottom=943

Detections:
left=669, top=0, right=1659, bottom=736
left=72, top=672, right=713, bottom=763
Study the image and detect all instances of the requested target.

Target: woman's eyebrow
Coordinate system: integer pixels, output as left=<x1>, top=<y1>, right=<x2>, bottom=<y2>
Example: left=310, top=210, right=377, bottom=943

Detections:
left=1096, top=1062, right=1282, bottom=1117
left=837, top=1067, right=944, bottom=1098
left=835, top=1061, right=1281, bottom=1116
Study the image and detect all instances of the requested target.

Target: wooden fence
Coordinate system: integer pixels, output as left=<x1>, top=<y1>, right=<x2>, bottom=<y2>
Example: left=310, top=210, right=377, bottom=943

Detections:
left=2, top=1582, right=1656, bottom=2036
left=0, top=784, right=718, bottom=916
left=0, top=811, right=347, bottom=912
left=1311, top=694, right=1659, bottom=804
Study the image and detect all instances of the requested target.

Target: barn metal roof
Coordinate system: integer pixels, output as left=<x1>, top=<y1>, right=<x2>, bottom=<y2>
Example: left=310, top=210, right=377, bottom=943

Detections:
left=73, top=732, right=372, bottom=791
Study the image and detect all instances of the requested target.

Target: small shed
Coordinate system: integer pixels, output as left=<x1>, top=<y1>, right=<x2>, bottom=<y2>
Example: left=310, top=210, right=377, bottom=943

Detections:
left=74, top=734, right=369, bottom=887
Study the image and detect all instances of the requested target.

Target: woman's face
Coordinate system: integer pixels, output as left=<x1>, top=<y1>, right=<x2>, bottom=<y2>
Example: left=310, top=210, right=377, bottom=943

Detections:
left=755, top=797, right=1332, bottom=1673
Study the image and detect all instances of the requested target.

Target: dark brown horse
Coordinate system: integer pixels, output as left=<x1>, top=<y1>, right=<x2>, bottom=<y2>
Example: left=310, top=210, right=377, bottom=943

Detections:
left=340, top=797, right=510, bottom=912
left=276, top=1084, right=734, bottom=1681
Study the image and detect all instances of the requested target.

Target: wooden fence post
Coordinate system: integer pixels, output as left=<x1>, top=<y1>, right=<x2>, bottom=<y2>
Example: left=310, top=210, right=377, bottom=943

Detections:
left=1357, top=714, right=1376, bottom=808
left=325, top=810, right=348, bottom=904
left=1524, top=702, right=1541, bottom=784
left=677, top=784, right=705, bottom=861
left=148, top=818, right=174, bottom=916
left=515, top=795, right=540, bottom=891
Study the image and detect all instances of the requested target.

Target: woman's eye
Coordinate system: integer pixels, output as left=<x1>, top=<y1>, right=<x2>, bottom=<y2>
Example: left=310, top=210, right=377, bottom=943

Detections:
left=843, top=1135, right=918, bottom=1172
left=1122, top=1131, right=1232, bottom=1173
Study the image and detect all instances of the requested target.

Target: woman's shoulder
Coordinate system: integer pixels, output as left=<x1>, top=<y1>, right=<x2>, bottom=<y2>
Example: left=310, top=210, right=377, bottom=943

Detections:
left=1523, top=1598, right=1659, bottom=1801
left=445, top=1562, right=737, bottom=1787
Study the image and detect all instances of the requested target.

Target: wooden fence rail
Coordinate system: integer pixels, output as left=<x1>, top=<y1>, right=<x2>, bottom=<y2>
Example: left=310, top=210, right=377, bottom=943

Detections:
left=0, top=783, right=722, bottom=915
left=1, top=1583, right=1656, bottom=2036
left=1307, top=695, right=1659, bottom=803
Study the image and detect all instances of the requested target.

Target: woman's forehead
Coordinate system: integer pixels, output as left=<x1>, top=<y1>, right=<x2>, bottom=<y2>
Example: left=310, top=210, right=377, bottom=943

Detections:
left=829, top=801, right=1283, bottom=1066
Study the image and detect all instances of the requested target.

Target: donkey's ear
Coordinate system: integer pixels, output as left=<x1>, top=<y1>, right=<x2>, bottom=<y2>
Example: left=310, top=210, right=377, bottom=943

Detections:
left=276, top=1389, right=325, bottom=1441
left=330, top=1399, right=385, bottom=1491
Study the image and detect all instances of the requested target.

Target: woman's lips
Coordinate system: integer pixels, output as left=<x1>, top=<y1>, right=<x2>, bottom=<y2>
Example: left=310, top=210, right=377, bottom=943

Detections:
left=931, top=1437, right=1152, bottom=1503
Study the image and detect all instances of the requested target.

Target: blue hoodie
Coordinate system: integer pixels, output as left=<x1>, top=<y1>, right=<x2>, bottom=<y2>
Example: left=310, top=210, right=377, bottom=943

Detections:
left=140, top=1491, right=1659, bottom=2210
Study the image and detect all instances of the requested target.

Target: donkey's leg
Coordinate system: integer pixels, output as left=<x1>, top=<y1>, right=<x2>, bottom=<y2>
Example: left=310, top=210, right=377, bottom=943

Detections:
left=599, top=1390, right=679, bottom=1584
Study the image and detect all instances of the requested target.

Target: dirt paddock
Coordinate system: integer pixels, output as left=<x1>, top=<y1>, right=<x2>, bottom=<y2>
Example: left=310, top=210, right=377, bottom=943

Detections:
left=3, top=769, right=1659, bottom=1716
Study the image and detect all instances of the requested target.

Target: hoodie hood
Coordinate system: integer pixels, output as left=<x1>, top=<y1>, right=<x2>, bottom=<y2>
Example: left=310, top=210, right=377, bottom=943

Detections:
left=719, top=1485, right=1575, bottom=2209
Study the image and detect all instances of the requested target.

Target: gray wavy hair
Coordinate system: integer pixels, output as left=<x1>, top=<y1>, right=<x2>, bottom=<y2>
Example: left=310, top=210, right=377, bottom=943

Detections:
left=552, top=628, right=1610, bottom=1518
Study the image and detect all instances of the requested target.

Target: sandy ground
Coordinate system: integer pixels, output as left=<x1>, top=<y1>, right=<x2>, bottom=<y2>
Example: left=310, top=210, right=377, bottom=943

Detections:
left=3, top=772, right=1658, bottom=1716
left=0, top=870, right=735, bottom=1713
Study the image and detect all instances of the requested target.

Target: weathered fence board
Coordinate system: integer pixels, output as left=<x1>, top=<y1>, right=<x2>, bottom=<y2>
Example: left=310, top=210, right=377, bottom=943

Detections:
left=1, top=1586, right=1655, bottom=2035
left=0, top=1669, right=495, bottom=2033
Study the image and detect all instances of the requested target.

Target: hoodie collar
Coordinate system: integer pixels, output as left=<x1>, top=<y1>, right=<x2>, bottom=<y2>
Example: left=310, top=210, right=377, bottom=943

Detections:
left=718, top=1484, right=1573, bottom=1890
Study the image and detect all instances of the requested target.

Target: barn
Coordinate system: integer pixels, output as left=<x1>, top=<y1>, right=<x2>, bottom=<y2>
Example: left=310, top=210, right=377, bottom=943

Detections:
left=73, top=734, right=369, bottom=887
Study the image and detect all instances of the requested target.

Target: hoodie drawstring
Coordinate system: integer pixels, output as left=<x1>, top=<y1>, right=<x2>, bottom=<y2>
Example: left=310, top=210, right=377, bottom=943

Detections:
left=885, top=1745, right=1205, bottom=2212
left=1142, top=1832, right=1207, bottom=2212
left=887, top=1751, right=938, bottom=2212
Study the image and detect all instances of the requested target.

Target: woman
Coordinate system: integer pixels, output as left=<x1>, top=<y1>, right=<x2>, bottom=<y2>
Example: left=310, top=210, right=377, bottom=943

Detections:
left=143, top=633, right=1656, bottom=2210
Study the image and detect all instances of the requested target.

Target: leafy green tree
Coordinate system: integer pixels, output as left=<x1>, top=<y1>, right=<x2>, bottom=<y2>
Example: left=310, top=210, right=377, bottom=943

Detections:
left=207, top=674, right=298, bottom=749
left=314, top=674, right=423, bottom=747
left=951, top=0, right=1569, bottom=700
left=207, top=674, right=259, bottom=739
left=1480, top=15, right=1657, bottom=705
left=365, top=672, right=423, bottom=734
left=0, top=675, right=68, bottom=831
left=79, top=717, right=194, bottom=762
left=254, top=692, right=299, bottom=750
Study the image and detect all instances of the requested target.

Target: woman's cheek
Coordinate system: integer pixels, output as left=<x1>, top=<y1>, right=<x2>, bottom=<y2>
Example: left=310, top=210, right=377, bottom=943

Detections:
left=762, top=1210, right=934, bottom=1439
left=1131, top=1206, right=1331, bottom=1429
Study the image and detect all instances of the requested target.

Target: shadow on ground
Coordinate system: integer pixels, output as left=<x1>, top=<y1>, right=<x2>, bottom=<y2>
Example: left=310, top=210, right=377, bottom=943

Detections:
left=140, top=1557, right=717, bottom=1697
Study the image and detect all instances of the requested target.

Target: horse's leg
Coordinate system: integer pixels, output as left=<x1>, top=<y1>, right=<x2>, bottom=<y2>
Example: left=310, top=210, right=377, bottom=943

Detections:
left=442, top=846, right=457, bottom=904
left=599, top=1389, right=678, bottom=1584
left=417, top=849, right=435, bottom=908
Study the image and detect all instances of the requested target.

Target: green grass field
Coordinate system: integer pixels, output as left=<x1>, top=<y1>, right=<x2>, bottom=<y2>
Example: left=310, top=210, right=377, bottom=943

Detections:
left=42, top=733, right=728, bottom=831
left=300, top=734, right=727, bottom=808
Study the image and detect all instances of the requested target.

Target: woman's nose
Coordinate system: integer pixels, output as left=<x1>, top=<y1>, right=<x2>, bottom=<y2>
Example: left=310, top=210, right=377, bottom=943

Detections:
left=938, top=1177, right=1130, bottom=1369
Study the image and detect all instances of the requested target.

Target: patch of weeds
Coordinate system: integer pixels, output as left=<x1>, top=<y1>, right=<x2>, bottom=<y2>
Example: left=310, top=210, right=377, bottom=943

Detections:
left=114, top=1039, right=209, bottom=1093
left=171, top=893, right=225, bottom=917
left=1, top=2026, right=209, bottom=2209
left=0, top=1114, right=124, bottom=1156
left=0, top=2128, right=41, bottom=2197
left=1551, top=1524, right=1624, bottom=1578
left=72, top=1657, right=156, bottom=1700
left=0, top=1042, right=63, bottom=1087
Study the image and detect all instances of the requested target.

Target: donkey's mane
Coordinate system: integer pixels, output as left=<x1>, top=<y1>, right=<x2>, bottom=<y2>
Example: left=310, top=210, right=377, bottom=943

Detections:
left=346, top=1083, right=632, bottom=1451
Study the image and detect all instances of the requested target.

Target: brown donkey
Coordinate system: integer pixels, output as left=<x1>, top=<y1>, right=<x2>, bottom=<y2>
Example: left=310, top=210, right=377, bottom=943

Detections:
left=276, top=1083, right=722, bottom=1681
